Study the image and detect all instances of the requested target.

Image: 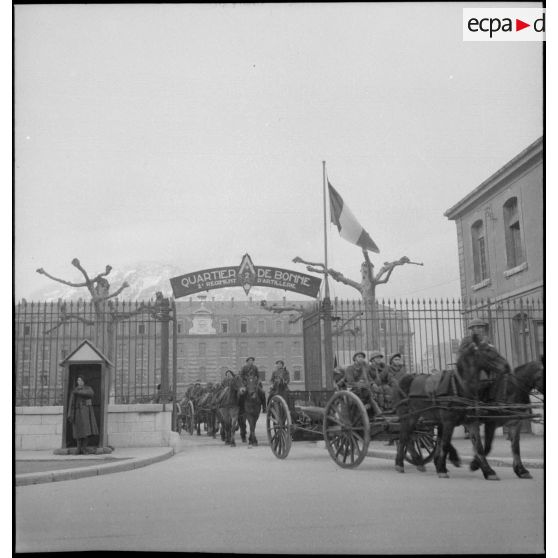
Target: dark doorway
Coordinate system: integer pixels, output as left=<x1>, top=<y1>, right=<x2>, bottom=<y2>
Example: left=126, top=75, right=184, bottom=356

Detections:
left=66, top=363, right=102, bottom=448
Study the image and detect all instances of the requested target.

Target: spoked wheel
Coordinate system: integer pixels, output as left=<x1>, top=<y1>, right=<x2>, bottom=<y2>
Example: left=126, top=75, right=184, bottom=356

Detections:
left=323, top=391, right=370, bottom=469
left=266, top=395, right=292, bottom=459
left=184, top=400, right=195, bottom=435
left=404, top=426, right=437, bottom=466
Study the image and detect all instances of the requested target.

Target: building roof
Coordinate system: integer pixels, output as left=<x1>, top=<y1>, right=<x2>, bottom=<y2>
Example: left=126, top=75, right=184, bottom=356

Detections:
left=444, top=137, right=543, bottom=220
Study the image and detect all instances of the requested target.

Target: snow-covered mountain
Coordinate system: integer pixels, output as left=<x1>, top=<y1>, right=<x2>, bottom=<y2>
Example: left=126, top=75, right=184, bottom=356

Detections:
left=28, top=262, right=290, bottom=303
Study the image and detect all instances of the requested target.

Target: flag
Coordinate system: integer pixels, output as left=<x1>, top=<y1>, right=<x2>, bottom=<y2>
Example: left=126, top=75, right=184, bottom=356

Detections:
left=328, top=180, right=379, bottom=253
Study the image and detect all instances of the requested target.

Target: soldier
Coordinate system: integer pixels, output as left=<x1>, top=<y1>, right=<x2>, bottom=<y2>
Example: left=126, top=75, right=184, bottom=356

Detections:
left=337, top=352, right=383, bottom=416
left=268, top=360, right=290, bottom=405
left=369, top=350, right=388, bottom=409
left=239, top=356, right=259, bottom=384
left=387, top=352, right=407, bottom=383
left=457, top=318, right=492, bottom=357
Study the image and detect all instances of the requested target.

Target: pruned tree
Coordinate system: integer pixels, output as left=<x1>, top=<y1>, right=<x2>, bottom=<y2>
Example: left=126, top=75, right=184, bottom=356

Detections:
left=259, top=301, right=362, bottom=336
left=292, top=248, right=423, bottom=348
left=36, top=258, right=157, bottom=355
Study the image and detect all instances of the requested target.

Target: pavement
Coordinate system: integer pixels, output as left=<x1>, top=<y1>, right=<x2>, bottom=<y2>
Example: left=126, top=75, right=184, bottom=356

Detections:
left=15, top=420, right=544, bottom=486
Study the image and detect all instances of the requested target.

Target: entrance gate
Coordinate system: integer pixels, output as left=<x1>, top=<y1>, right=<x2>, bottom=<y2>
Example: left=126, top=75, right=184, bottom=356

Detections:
left=302, top=307, right=323, bottom=390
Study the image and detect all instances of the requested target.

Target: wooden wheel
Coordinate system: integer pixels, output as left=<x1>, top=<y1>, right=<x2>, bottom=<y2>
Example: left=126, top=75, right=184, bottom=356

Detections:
left=266, top=395, right=292, bottom=459
left=323, top=391, right=370, bottom=469
left=184, top=400, right=195, bottom=435
left=404, top=426, right=437, bottom=466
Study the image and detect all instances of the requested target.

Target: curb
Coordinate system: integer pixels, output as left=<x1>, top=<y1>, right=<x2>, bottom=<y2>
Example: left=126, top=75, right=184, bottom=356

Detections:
left=367, top=449, right=544, bottom=470
left=16, top=448, right=175, bottom=486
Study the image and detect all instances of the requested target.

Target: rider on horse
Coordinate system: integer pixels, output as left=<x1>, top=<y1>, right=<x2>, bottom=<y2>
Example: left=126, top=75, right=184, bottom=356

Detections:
left=268, top=359, right=290, bottom=405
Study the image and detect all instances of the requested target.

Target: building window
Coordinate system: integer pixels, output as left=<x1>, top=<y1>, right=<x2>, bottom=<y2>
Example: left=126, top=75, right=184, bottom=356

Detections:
left=40, top=371, right=49, bottom=386
left=257, top=320, right=265, bottom=334
left=503, top=197, right=525, bottom=269
left=177, top=321, right=183, bottom=334
left=199, top=342, right=206, bottom=357
left=257, top=341, right=266, bottom=355
left=23, top=323, right=31, bottom=335
left=220, top=321, right=229, bottom=334
left=239, top=342, right=248, bottom=357
left=471, top=220, right=488, bottom=283
left=22, top=346, right=31, bottom=360
left=293, top=366, right=302, bottom=381
left=138, top=324, right=146, bottom=335
left=275, top=320, right=283, bottom=334
left=259, top=367, right=267, bottom=381
left=240, top=320, right=248, bottom=334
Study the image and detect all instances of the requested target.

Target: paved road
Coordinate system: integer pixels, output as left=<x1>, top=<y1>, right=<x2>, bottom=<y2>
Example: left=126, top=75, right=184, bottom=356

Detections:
left=16, top=436, right=544, bottom=554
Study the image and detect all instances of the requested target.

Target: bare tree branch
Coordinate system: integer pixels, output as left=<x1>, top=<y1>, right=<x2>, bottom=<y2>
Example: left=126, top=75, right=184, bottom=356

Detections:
left=36, top=268, right=88, bottom=288
left=328, top=268, right=362, bottom=292
left=44, top=313, right=95, bottom=334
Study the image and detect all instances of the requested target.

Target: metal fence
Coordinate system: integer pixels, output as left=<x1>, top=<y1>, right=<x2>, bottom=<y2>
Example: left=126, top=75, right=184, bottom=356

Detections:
left=15, top=295, right=543, bottom=406
left=14, top=299, right=174, bottom=406
left=329, top=296, right=543, bottom=373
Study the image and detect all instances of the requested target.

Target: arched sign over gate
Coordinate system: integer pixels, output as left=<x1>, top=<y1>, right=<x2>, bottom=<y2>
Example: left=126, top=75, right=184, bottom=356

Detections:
left=170, top=253, right=321, bottom=299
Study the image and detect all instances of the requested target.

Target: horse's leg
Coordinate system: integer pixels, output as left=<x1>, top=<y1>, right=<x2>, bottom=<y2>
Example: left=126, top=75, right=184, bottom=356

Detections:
left=247, top=411, right=256, bottom=448
left=467, top=421, right=499, bottom=480
left=448, top=441, right=462, bottom=468
left=229, top=408, right=239, bottom=447
left=434, top=416, right=455, bottom=478
left=508, top=419, right=532, bottom=479
left=395, top=414, right=417, bottom=473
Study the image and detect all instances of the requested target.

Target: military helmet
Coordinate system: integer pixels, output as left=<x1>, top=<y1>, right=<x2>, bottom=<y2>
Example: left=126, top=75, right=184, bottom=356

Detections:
left=468, top=318, right=489, bottom=329
left=369, top=350, right=384, bottom=361
left=352, top=351, right=366, bottom=362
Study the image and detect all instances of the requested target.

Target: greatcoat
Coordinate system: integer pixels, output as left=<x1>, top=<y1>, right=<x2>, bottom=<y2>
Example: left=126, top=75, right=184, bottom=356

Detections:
left=68, top=385, right=99, bottom=440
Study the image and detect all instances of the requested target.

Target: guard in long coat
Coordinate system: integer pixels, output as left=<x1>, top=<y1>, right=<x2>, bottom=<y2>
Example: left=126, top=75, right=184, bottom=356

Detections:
left=68, top=375, right=99, bottom=454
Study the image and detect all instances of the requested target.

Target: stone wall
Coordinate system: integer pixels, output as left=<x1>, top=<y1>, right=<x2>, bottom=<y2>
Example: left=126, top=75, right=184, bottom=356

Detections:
left=15, top=404, right=174, bottom=451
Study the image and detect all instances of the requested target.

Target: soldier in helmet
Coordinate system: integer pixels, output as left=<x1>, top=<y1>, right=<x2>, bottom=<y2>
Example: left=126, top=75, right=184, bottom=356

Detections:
left=368, top=350, right=386, bottom=408
left=240, top=357, right=259, bottom=384
left=457, top=318, right=492, bottom=358
left=336, top=352, right=383, bottom=416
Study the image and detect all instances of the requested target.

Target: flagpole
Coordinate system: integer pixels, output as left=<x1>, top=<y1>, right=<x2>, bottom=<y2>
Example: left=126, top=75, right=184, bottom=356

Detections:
left=322, top=160, right=330, bottom=299
left=322, top=161, right=333, bottom=389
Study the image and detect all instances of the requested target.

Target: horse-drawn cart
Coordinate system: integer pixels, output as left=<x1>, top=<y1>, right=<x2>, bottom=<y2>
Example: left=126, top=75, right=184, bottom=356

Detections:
left=266, top=389, right=436, bottom=469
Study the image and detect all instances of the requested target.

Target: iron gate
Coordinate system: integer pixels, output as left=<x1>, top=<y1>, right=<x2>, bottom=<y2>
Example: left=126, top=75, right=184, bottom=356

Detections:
left=302, top=306, right=323, bottom=390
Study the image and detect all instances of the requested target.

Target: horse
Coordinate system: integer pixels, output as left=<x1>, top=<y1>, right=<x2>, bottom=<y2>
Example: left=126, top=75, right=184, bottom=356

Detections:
left=394, top=334, right=512, bottom=480
left=468, top=359, right=544, bottom=479
left=239, top=374, right=266, bottom=447
left=215, top=374, right=244, bottom=447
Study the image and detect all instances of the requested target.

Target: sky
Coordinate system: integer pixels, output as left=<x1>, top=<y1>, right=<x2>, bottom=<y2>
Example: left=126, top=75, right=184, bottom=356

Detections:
left=14, top=2, right=543, bottom=303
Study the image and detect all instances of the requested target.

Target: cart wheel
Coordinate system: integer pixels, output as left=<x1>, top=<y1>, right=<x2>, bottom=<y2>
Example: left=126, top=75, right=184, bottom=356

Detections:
left=266, top=395, right=292, bottom=459
left=323, top=391, right=370, bottom=469
left=184, top=400, right=195, bottom=435
left=405, top=427, right=437, bottom=466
